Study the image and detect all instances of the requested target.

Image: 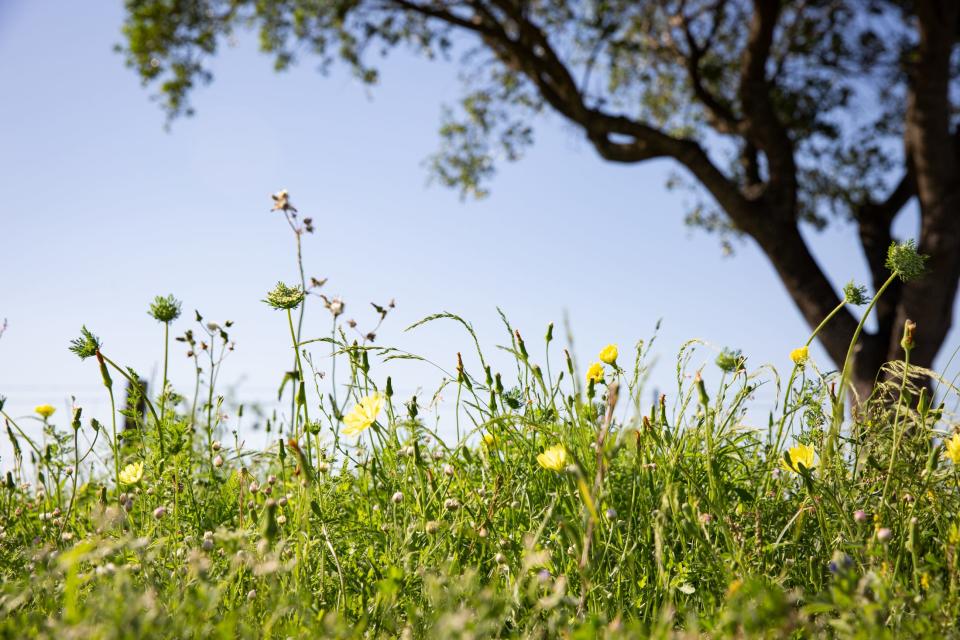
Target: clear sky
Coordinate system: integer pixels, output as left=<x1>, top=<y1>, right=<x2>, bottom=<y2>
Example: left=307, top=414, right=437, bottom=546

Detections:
left=1, top=1, right=957, bottom=447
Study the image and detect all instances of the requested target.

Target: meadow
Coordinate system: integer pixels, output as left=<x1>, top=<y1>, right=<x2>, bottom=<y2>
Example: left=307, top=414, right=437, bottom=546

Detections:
left=1, top=194, right=959, bottom=639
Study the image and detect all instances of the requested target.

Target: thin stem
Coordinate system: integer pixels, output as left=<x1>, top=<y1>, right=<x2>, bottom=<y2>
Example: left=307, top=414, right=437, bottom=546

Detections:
left=160, top=322, right=170, bottom=424
left=826, top=273, right=897, bottom=464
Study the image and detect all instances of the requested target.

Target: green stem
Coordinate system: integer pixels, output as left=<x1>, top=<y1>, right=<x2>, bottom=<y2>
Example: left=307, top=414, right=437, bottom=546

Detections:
left=160, top=322, right=169, bottom=423
left=826, top=273, right=897, bottom=464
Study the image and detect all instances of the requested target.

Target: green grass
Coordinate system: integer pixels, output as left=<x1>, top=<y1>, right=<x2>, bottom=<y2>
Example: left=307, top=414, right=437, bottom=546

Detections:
left=1, top=205, right=958, bottom=638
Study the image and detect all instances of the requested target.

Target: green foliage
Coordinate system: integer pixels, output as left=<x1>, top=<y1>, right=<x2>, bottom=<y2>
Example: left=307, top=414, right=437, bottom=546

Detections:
left=68, top=325, right=101, bottom=360
left=2, top=201, right=955, bottom=638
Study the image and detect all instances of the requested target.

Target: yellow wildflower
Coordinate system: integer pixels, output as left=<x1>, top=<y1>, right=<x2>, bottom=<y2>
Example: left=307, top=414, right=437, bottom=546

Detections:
left=790, top=346, right=809, bottom=366
left=537, top=444, right=568, bottom=472
left=119, top=461, right=144, bottom=485
left=34, top=404, right=56, bottom=419
left=482, top=433, right=497, bottom=448
left=944, top=433, right=960, bottom=464
left=342, top=394, right=384, bottom=437
left=725, top=579, right=743, bottom=599
left=781, top=443, right=815, bottom=474
left=599, top=344, right=618, bottom=366
left=585, top=362, right=604, bottom=385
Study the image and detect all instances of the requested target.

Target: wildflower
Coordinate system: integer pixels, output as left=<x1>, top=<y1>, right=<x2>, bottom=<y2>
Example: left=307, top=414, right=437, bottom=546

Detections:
left=853, top=509, right=867, bottom=523
left=425, top=520, right=440, bottom=534
left=537, top=444, right=568, bottom=472
left=877, top=527, right=892, bottom=542
left=585, top=362, right=604, bottom=385
left=599, top=344, right=618, bottom=366
left=119, top=461, right=144, bottom=485
left=34, top=405, right=56, bottom=419
left=443, top=464, right=455, bottom=477
left=444, top=498, right=461, bottom=511
left=482, top=433, right=497, bottom=448
left=271, top=189, right=296, bottom=213
left=391, top=491, right=404, bottom=504
left=342, top=394, right=384, bottom=436
left=263, top=282, right=305, bottom=310
left=790, top=346, right=809, bottom=366
left=202, top=538, right=214, bottom=551
left=944, top=433, right=960, bottom=464
left=213, top=454, right=224, bottom=468
left=605, top=507, right=617, bottom=519
left=781, top=444, right=815, bottom=474
left=321, top=295, right=345, bottom=318
left=148, top=294, right=182, bottom=323
left=153, top=506, right=167, bottom=519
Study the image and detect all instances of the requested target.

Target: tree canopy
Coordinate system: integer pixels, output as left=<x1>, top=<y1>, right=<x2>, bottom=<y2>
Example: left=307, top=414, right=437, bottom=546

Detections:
left=121, top=0, right=960, bottom=395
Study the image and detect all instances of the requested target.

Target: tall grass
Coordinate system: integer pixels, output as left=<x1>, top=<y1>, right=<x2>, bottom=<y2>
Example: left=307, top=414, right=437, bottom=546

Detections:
left=0, top=195, right=958, bottom=638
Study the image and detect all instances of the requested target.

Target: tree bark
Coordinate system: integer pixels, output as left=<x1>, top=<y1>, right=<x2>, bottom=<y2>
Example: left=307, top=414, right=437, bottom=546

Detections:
left=893, top=0, right=960, bottom=385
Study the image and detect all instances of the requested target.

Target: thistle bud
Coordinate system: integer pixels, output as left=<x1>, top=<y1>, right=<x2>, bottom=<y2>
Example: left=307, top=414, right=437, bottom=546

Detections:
left=901, top=319, right=916, bottom=353
left=515, top=330, right=528, bottom=360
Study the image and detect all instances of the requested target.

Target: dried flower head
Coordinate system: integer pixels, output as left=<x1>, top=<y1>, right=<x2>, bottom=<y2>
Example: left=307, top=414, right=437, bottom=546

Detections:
left=263, top=282, right=305, bottom=310
left=271, top=189, right=296, bottom=213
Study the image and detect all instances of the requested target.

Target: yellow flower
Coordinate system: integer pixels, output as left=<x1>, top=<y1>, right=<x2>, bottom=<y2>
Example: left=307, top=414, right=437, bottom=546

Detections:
left=119, top=461, right=144, bottom=485
left=599, top=344, right=618, bottom=366
left=482, top=433, right=497, bottom=448
left=537, top=444, right=568, bottom=472
left=790, top=346, right=809, bottom=366
left=944, top=433, right=960, bottom=464
left=342, top=393, right=384, bottom=437
left=34, top=404, right=56, bottom=419
left=585, top=362, right=604, bottom=385
left=781, top=443, right=815, bottom=474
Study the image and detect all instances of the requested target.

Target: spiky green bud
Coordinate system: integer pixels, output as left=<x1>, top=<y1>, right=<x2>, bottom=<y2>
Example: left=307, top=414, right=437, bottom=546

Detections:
left=886, top=240, right=928, bottom=282
left=715, top=348, right=744, bottom=373
left=69, top=326, right=101, bottom=360
left=148, top=294, right=182, bottom=323
left=842, top=281, right=869, bottom=306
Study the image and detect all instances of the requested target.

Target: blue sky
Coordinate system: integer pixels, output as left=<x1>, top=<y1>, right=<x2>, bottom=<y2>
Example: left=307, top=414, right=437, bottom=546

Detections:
left=1, top=1, right=956, bottom=444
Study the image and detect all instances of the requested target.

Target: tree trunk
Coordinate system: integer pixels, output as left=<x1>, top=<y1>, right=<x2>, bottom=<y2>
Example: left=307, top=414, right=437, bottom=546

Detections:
left=892, top=0, right=960, bottom=389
